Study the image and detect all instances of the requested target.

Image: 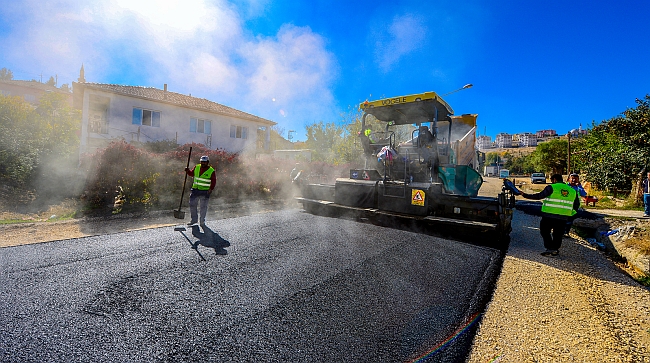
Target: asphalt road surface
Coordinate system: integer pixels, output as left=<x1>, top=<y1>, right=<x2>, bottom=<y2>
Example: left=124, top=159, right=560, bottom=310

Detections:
left=0, top=209, right=503, bottom=363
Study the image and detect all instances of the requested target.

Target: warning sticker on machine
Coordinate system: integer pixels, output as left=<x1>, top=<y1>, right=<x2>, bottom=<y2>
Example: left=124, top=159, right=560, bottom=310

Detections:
left=411, top=189, right=425, bottom=206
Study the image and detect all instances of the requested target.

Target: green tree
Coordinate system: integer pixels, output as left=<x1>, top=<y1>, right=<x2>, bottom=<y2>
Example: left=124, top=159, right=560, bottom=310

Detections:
left=529, top=138, right=568, bottom=175
left=504, top=152, right=535, bottom=175
left=485, top=152, right=497, bottom=165
left=34, top=92, right=81, bottom=157
left=0, top=94, right=40, bottom=184
left=0, top=93, right=81, bottom=204
left=304, top=121, right=345, bottom=163
left=572, top=96, right=650, bottom=191
left=485, top=151, right=507, bottom=165
left=46, top=76, right=56, bottom=87
left=269, top=125, right=292, bottom=151
left=331, top=107, right=366, bottom=165
left=0, top=67, right=13, bottom=80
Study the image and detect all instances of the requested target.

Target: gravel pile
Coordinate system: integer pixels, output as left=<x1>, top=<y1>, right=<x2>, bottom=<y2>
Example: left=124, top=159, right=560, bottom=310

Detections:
left=468, top=212, right=650, bottom=362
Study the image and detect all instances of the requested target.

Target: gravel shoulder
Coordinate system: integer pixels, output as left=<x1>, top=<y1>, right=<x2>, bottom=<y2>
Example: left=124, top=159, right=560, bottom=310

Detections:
left=468, top=212, right=650, bottom=362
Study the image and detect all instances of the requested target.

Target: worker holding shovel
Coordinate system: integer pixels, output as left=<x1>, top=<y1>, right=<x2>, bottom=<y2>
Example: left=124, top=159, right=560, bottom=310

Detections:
left=184, top=155, right=216, bottom=226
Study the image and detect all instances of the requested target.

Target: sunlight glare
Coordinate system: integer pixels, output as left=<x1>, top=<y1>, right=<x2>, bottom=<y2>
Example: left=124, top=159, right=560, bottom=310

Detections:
left=114, top=0, right=209, bottom=32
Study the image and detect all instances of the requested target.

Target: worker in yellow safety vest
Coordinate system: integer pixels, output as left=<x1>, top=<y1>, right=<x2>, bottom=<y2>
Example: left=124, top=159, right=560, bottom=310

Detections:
left=184, top=155, right=216, bottom=226
left=512, top=174, right=579, bottom=256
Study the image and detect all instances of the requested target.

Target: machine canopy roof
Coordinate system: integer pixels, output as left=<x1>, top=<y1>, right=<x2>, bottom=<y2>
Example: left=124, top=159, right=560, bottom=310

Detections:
left=359, top=91, right=454, bottom=125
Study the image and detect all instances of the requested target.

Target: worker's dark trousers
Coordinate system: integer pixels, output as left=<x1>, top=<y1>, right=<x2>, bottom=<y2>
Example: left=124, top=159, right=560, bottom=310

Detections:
left=189, top=189, right=210, bottom=224
left=539, top=216, right=566, bottom=251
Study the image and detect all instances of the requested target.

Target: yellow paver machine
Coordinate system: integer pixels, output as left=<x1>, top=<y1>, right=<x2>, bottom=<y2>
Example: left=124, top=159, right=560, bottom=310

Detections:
left=296, top=91, right=515, bottom=246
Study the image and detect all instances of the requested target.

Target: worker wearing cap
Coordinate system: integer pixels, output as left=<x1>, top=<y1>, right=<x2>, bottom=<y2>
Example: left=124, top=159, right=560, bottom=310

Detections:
left=184, top=155, right=216, bottom=225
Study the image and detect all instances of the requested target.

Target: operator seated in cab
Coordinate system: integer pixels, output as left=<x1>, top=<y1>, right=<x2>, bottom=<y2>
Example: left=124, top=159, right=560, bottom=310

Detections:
left=418, top=125, right=434, bottom=147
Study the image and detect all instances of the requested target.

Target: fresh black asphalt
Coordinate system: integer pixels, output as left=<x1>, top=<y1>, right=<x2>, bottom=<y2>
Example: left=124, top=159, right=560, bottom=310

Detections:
left=0, top=209, right=503, bottom=362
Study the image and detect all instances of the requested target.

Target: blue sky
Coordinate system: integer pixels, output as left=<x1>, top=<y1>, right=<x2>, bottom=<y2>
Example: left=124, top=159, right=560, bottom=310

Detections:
left=1, top=0, right=649, bottom=141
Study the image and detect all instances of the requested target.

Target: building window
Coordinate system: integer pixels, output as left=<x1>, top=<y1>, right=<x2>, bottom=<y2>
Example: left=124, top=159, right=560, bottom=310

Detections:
left=190, top=118, right=212, bottom=134
left=230, top=125, right=248, bottom=139
left=132, top=108, right=161, bottom=127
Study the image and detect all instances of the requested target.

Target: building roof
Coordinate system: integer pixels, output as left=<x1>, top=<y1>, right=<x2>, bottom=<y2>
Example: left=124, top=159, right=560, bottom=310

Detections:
left=72, top=82, right=276, bottom=126
left=0, top=79, right=70, bottom=94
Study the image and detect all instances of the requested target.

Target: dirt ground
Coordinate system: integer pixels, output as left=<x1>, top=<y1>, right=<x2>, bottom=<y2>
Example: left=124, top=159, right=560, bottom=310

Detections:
left=0, top=199, right=295, bottom=248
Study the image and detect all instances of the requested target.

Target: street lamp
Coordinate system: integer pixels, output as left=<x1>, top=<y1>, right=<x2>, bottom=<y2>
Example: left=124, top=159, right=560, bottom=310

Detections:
left=442, top=83, right=473, bottom=96
left=288, top=130, right=295, bottom=142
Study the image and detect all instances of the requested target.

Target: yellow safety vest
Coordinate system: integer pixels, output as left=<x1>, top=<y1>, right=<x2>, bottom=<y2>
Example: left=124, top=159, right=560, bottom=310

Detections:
left=541, top=183, right=577, bottom=217
left=192, top=166, right=215, bottom=190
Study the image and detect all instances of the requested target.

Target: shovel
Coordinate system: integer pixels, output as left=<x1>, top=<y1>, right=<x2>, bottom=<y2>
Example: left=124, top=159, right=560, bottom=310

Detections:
left=174, top=146, right=192, bottom=219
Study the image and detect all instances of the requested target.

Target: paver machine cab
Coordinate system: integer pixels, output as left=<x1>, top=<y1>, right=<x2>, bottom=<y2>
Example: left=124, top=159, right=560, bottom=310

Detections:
left=296, top=91, right=515, bottom=245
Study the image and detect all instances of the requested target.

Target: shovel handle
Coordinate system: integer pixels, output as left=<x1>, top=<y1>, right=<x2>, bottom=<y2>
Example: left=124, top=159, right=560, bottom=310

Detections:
left=178, top=147, right=192, bottom=211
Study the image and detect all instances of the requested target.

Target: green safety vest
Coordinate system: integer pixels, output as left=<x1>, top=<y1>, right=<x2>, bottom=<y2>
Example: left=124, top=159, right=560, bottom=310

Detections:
left=192, top=166, right=215, bottom=190
left=364, top=128, right=377, bottom=143
left=541, top=183, right=577, bottom=217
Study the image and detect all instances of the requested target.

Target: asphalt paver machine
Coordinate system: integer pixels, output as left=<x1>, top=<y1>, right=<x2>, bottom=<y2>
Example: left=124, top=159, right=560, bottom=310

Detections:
left=296, top=91, right=515, bottom=245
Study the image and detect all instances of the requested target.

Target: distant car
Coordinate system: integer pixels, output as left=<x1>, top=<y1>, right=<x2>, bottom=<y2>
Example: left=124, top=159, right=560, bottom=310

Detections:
left=531, top=173, right=546, bottom=184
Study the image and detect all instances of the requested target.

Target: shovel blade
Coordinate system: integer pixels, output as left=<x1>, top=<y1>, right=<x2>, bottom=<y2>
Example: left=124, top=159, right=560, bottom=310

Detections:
left=174, top=210, right=185, bottom=219
left=174, top=226, right=187, bottom=231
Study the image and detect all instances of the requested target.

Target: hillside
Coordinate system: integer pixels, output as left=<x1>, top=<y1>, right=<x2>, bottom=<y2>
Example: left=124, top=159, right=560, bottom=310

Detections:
left=483, top=146, right=536, bottom=156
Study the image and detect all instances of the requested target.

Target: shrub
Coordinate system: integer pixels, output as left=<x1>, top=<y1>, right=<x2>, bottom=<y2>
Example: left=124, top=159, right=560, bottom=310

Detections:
left=79, top=142, right=309, bottom=214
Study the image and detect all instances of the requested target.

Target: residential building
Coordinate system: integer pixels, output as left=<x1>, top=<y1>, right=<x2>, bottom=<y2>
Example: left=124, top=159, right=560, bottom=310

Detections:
left=476, top=135, right=493, bottom=151
left=518, top=132, right=537, bottom=147
left=536, top=129, right=557, bottom=138
left=0, top=79, right=72, bottom=106
left=495, top=133, right=512, bottom=148
left=72, top=75, right=275, bottom=157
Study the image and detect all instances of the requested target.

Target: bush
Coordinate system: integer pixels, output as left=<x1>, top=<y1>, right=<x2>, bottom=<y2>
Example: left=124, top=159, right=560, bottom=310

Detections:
left=79, top=142, right=306, bottom=214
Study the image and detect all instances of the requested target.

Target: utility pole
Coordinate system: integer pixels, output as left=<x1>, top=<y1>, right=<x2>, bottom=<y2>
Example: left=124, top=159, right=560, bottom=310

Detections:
left=566, top=132, right=571, bottom=175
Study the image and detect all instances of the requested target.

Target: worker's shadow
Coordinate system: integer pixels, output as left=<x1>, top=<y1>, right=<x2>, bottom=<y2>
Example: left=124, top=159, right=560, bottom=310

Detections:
left=190, top=225, right=230, bottom=255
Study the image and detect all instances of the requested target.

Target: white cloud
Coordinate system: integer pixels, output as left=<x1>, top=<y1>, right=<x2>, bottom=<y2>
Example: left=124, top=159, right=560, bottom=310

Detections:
left=186, top=53, right=240, bottom=93
left=232, top=0, right=271, bottom=19
left=0, top=0, right=339, bottom=135
left=374, top=14, right=427, bottom=72
left=243, top=24, right=334, bottom=105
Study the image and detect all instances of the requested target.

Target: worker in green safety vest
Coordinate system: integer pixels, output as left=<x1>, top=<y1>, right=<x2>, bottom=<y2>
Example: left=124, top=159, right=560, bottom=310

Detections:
left=512, top=174, right=579, bottom=257
left=184, top=155, right=216, bottom=226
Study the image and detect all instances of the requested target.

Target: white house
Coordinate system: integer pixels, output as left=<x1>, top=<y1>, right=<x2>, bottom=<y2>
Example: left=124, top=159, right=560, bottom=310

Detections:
left=72, top=70, right=275, bottom=157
